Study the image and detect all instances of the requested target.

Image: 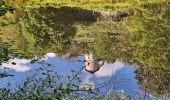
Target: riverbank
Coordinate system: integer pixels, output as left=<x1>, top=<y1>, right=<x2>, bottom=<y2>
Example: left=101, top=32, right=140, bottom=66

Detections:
left=4, top=0, right=169, bottom=11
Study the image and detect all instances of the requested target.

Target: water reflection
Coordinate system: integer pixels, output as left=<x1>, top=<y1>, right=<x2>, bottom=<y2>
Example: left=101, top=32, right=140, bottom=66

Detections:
left=135, top=67, right=170, bottom=98
left=1, top=58, right=31, bottom=72
left=0, top=51, right=169, bottom=99
left=94, top=61, right=124, bottom=77
left=0, top=2, right=169, bottom=99
left=0, top=53, right=138, bottom=96
left=67, top=52, right=105, bottom=73
left=84, top=52, right=104, bottom=73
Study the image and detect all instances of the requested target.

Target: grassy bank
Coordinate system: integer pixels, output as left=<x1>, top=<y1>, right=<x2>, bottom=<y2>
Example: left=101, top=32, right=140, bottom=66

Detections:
left=3, top=0, right=169, bottom=12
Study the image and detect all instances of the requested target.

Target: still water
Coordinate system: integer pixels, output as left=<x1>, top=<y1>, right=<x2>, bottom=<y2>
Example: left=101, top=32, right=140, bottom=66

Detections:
left=0, top=3, right=170, bottom=99
left=0, top=52, right=169, bottom=99
left=0, top=53, right=142, bottom=98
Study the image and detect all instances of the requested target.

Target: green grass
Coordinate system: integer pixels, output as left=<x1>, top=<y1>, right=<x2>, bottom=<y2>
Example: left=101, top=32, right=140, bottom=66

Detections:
left=2, top=0, right=154, bottom=12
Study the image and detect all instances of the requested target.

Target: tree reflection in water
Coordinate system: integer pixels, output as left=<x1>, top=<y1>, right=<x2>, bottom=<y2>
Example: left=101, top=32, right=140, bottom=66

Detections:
left=135, top=67, right=170, bottom=98
left=0, top=1, right=170, bottom=99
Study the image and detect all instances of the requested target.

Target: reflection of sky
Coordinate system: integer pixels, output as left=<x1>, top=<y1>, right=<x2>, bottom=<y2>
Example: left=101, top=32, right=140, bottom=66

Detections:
left=0, top=53, right=140, bottom=98
left=94, top=61, right=125, bottom=77
left=1, top=58, right=31, bottom=72
left=80, top=61, right=125, bottom=88
left=80, top=61, right=139, bottom=97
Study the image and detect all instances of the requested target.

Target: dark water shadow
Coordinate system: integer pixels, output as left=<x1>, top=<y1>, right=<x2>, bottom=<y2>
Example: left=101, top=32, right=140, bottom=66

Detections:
left=21, top=6, right=105, bottom=53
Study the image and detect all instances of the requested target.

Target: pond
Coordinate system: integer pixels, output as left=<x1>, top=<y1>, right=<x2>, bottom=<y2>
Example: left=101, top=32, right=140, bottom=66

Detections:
left=0, top=53, right=138, bottom=97
left=0, top=2, right=170, bottom=100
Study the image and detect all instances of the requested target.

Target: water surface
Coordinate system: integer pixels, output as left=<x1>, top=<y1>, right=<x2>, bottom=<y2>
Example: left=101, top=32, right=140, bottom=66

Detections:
left=0, top=3, right=170, bottom=99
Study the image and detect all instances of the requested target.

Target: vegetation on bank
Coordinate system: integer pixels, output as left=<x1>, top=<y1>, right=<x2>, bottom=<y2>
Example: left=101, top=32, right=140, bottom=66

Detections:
left=0, top=0, right=13, bottom=16
left=2, top=0, right=169, bottom=12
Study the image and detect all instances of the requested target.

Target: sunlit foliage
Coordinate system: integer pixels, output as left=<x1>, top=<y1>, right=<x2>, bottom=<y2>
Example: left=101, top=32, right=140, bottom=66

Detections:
left=125, top=1, right=170, bottom=69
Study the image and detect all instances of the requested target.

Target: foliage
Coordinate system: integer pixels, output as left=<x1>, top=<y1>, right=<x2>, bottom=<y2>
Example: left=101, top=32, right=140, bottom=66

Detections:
left=0, top=42, right=10, bottom=64
left=19, top=6, right=96, bottom=56
left=0, top=0, right=13, bottom=16
left=1, top=0, right=169, bottom=13
left=135, top=67, right=170, bottom=99
left=125, top=1, right=170, bottom=69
